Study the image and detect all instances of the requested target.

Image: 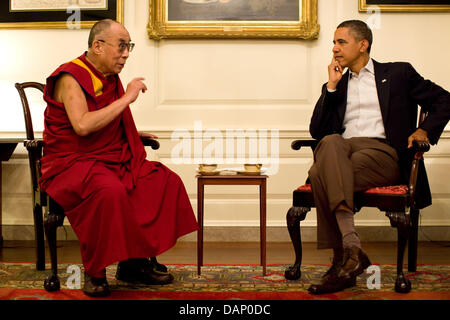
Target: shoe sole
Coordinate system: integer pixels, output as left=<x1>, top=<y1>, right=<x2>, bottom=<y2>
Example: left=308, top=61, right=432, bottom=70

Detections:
left=116, top=273, right=174, bottom=285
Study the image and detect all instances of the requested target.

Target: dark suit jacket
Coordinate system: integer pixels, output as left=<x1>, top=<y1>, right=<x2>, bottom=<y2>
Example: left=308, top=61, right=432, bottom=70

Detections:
left=310, top=60, right=450, bottom=209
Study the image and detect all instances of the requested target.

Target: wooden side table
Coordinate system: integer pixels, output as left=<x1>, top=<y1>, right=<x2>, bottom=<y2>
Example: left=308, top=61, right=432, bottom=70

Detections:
left=196, top=174, right=268, bottom=276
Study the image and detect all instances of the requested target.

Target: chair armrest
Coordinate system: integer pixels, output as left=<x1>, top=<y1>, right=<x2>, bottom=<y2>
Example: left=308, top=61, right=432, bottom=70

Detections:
left=291, top=139, right=318, bottom=151
left=140, top=136, right=160, bottom=150
left=412, top=140, right=430, bottom=153
left=24, top=139, right=44, bottom=154
left=24, top=139, right=44, bottom=201
left=408, top=140, right=431, bottom=209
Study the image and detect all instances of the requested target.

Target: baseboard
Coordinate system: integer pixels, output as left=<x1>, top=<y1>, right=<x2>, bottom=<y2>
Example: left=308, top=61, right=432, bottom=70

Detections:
left=3, top=225, right=450, bottom=242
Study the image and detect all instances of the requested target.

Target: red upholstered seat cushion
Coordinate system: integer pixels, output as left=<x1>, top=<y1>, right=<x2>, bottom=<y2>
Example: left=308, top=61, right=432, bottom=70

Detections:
left=363, top=185, right=409, bottom=195
left=296, top=184, right=312, bottom=191
left=296, top=184, right=409, bottom=195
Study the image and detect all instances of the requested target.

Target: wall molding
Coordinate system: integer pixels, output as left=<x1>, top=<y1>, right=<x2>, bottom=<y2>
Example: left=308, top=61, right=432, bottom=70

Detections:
left=3, top=130, right=450, bottom=139
left=3, top=130, right=450, bottom=232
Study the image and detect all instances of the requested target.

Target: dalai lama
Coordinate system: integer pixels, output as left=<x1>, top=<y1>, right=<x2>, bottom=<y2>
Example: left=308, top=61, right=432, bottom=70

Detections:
left=39, top=19, right=198, bottom=297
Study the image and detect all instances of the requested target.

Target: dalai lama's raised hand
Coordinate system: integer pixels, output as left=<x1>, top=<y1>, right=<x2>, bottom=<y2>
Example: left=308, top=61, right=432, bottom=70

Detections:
left=124, top=77, right=147, bottom=105
left=56, top=74, right=148, bottom=137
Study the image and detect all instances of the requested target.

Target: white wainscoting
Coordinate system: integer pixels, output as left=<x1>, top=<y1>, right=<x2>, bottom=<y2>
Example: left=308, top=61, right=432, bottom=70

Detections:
left=2, top=131, right=449, bottom=237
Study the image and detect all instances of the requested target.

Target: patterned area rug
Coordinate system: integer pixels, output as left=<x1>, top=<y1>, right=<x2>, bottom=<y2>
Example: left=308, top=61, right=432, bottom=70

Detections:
left=0, top=262, right=449, bottom=300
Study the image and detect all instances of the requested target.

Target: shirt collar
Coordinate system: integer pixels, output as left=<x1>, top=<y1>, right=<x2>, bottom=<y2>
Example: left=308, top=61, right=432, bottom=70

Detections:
left=349, top=58, right=374, bottom=79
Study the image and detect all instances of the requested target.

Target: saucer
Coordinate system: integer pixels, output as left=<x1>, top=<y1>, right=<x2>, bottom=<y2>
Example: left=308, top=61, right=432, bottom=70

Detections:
left=197, top=170, right=219, bottom=176
left=237, top=170, right=262, bottom=175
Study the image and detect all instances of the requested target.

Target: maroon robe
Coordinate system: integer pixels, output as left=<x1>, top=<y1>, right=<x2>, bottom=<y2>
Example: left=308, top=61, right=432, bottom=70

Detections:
left=40, top=53, right=198, bottom=278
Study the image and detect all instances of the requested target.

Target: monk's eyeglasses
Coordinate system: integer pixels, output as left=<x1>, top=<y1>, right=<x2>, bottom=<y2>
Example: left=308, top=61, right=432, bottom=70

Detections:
left=98, top=39, right=135, bottom=53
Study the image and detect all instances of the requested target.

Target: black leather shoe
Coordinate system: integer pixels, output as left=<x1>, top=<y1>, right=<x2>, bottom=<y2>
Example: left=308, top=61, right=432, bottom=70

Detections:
left=321, top=254, right=343, bottom=281
left=308, top=246, right=371, bottom=295
left=337, top=246, right=371, bottom=279
left=116, top=258, right=174, bottom=285
left=150, top=257, right=168, bottom=274
left=308, top=255, right=356, bottom=295
left=82, top=271, right=110, bottom=298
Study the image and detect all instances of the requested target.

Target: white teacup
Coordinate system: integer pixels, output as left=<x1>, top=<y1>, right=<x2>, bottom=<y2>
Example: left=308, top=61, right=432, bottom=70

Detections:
left=244, top=164, right=262, bottom=172
left=199, top=164, right=217, bottom=172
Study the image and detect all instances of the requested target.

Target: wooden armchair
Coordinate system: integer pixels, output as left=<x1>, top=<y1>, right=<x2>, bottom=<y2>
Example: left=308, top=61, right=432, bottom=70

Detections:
left=15, top=82, right=46, bottom=271
left=284, top=111, right=430, bottom=294
left=15, top=82, right=160, bottom=292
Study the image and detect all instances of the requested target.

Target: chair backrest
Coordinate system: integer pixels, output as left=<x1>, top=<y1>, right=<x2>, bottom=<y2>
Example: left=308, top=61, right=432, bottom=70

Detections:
left=14, top=82, right=45, bottom=196
left=14, top=82, right=45, bottom=141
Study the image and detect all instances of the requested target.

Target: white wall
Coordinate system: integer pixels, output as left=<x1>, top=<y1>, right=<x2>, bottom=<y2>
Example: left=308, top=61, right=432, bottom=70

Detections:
left=1, top=0, right=450, bottom=231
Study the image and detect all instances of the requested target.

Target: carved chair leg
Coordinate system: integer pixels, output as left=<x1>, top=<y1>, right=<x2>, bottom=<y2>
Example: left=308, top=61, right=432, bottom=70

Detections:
left=43, top=199, right=65, bottom=292
left=284, top=206, right=309, bottom=280
left=33, top=204, right=45, bottom=271
left=408, top=209, right=419, bottom=272
left=43, top=212, right=60, bottom=292
left=386, top=211, right=412, bottom=293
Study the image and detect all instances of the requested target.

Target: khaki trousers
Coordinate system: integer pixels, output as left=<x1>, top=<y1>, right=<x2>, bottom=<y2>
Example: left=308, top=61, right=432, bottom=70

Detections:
left=308, top=134, right=400, bottom=249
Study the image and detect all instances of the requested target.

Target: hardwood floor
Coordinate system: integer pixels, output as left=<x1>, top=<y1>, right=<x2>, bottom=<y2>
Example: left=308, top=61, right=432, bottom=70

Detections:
left=2, top=240, right=450, bottom=266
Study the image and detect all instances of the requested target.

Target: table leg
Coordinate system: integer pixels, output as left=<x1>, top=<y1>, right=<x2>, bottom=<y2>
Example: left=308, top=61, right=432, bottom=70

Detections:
left=260, top=179, right=267, bottom=276
left=197, top=179, right=204, bottom=275
left=0, top=163, right=3, bottom=247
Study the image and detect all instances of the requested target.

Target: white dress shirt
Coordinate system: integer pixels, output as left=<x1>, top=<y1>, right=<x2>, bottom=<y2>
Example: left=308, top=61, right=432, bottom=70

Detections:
left=341, top=59, right=386, bottom=139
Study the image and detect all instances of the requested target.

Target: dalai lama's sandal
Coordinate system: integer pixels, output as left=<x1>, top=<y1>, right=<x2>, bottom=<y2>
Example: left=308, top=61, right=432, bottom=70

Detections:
left=82, top=271, right=110, bottom=298
left=116, top=258, right=174, bottom=285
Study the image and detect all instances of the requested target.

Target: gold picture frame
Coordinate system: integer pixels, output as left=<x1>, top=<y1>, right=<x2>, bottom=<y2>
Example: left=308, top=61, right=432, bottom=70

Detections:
left=0, top=0, right=123, bottom=29
left=147, top=0, right=319, bottom=40
left=359, top=0, right=450, bottom=12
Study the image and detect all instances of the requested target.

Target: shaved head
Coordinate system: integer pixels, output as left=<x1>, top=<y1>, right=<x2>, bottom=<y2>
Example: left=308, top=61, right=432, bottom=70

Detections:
left=88, top=19, right=117, bottom=48
left=86, top=19, right=132, bottom=76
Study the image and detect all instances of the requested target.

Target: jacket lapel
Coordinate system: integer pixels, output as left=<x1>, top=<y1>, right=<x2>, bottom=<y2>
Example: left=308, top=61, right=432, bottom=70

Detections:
left=373, top=59, right=390, bottom=126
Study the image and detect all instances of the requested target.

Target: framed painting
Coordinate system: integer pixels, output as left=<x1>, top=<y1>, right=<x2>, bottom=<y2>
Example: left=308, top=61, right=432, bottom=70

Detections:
left=147, top=0, right=320, bottom=40
left=0, top=0, right=123, bottom=29
left=359, top=0, right=450, bottom=12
